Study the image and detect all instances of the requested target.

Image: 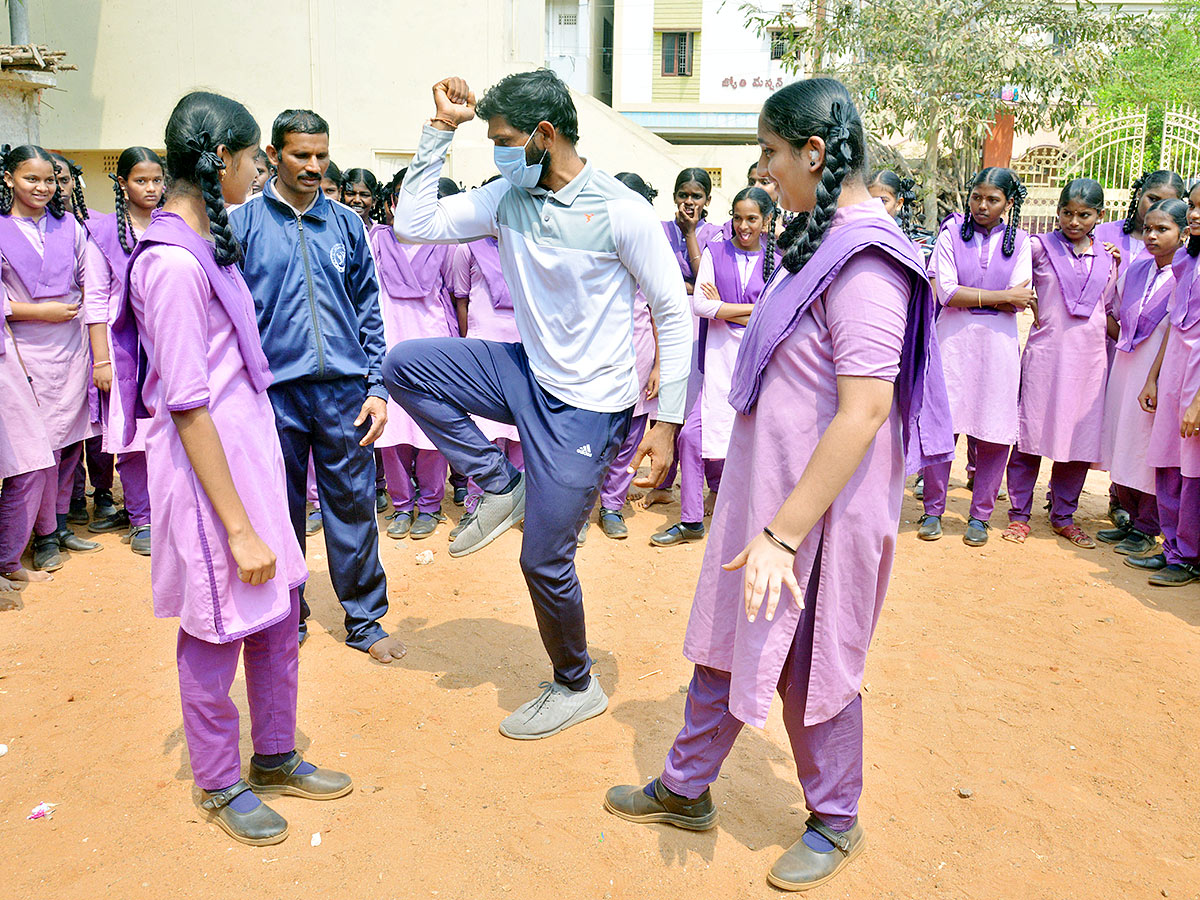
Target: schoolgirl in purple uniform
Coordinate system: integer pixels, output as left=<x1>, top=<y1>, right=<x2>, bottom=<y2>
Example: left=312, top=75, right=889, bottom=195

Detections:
left=1095, top=171, right=1185, bottom=527
left=606, top=77, right=953, bottom=892
left=113, top=91, right=351, bottom=845
left=1097, top=199, right=1187, bottom=556
left=0, top=145, right=102, bottom=573
left=1003, top=178, right=1120, bottom=548
left=918, top=168, right=1033, bottom=545
left=653, top=186, right=779, bottom=547
left=1128, top=182, right=1200, bottom=586
left=635, top=168, right=722, bottom=512
left=82, top=147, right=164, bottom=556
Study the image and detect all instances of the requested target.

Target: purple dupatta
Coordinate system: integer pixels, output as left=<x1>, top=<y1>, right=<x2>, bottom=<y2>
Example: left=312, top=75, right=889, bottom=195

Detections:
left=727, top=210, right=955, bottom=475
left=111, top=210, right=273, bottom=445
left=943, top=213, right=1028, bottom=316
left=1170, top=250, right=1200, bottom=331
left=1040, top=230, right=1112, bottom=319
left=0, top=212, right=76, bottom=298
left=662, top=219, right=721, bottom=284
left=1115, top=256, right=1175, bottom=352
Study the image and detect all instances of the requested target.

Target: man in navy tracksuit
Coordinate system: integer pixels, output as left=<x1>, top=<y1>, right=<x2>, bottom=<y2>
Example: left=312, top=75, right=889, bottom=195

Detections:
left=230, top=109, right=406, bottom=663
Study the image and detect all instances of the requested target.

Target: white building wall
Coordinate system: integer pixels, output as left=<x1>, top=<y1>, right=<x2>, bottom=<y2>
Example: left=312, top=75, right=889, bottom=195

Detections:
left=617, top=0, right=654, bottom=104
left=697, top=0, right=790, bottom=108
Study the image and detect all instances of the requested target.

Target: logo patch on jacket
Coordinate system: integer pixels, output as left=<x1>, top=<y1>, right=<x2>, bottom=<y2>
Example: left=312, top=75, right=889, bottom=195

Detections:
left=329, top=242, right=347, bottom=273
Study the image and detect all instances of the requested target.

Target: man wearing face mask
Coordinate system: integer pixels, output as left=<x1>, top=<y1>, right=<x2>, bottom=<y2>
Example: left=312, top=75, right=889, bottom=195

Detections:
left=385, top=70, right=692, bottom=741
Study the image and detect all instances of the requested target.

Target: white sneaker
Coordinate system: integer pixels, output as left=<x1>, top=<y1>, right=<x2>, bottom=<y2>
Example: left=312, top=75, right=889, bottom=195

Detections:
left=498, top=677, right=609, bottom=740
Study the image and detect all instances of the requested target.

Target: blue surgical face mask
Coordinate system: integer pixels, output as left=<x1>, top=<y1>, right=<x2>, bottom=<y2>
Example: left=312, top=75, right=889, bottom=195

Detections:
left=494, top=132, right=547, bottom=191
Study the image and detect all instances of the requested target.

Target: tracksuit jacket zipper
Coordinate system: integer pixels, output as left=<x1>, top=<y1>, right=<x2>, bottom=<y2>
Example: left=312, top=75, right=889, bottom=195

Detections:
left=294, top=213, right=326, bottom=377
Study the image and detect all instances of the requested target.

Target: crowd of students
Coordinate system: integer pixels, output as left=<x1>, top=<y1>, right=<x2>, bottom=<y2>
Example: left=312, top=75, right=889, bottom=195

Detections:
left=2, top=67, right=1199, bottom=889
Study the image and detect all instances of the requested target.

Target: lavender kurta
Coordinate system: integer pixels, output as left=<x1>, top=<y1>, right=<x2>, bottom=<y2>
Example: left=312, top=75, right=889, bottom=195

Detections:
left=931, top=217, right=1032, bottom=445
left=0, top=214, right=97, bottom=450
left=1147, top=252, right=1200, bottom=477
left=1016, top=235, right=1117, bottom=463
left=1094, top=220, right=1149, bottom=269
left=0, top=294, right=55, bottom=479
left=83, top=214, right=148, bottom=454
left=684, top=203, right=908, bottom=729
left=1101, top=258, right=1175, bottom=493
left=693, top=243, right=764, bottom=459
left=130, top=242, right=307, bottom=643
left=371, top=227, right=453, bottom=451
left=631, top=291, right=657, bottom=418
left=450, top=240, right=520, bottom=442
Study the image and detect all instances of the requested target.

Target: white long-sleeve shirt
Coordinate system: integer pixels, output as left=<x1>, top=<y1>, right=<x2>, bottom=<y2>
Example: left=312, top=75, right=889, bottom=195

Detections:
left=393, top=125, right=692, bottom=422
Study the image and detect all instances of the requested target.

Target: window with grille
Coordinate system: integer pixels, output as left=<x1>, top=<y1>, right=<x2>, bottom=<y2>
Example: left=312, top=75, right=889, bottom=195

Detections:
left=770, top=31, right=787, bottom=61
left=558, top=12, right=577, bottom=25
left=661, top=31, right=694, bottom=77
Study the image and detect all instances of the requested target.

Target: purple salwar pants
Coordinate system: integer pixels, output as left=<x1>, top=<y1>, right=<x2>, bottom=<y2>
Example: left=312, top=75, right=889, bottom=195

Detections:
left=1006, top=450, right=1090, bottom=528
left=923, top=435, right=1009, bottom=522
left=1155, top=467, right=1200, bottom=566
left=381, top=445, right=448, bottom=514
left=0, top=466, right=56, bottom=573
left=600, top=414, right=648, bottom=511
left=56, top=442, right=84, bottom=515
left=678, top=410, right=726, bottom=524
left=1112, top=483, right=1159, bottom=536
left=660, top=572, right=863, bottom=831
left=176, top=588, right=301, bottom=791
left=116, top=452, right=151, bottom=527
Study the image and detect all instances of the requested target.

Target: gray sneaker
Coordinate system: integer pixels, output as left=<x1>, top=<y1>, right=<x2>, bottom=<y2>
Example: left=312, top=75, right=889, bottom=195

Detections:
left=448, top=474, right=525, bottom=558
left=498, top=677, right=609, bottom=740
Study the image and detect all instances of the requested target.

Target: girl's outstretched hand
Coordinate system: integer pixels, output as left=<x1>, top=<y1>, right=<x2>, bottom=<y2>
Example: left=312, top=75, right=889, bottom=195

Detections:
left=724, top=531, right=803, bottom=624
left=228, top=528, right=277, bottom=586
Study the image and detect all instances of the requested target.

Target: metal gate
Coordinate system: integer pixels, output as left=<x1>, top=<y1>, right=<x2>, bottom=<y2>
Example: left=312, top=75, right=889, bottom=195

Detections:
left=1160, top=104, right=1200, bottom=185
left=1067, top=108, right=1148, bottom=197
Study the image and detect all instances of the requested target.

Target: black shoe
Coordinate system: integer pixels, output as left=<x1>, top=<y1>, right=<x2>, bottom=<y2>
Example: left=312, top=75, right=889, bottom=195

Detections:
left=65, top=497, right=89, bottom=525
left=1108, top=502, right=1132, bottom=530
left=917, top=515, right=942, bottom=541
left=963, top=517, right=989, bottom=547
left=247, top=751, right=353, bottom=801
left=129, top=524, right=152, bottom=556
left=199, top=780, right=288, bottom=846
left=453, top=486, right=468, bottom=506
left=912, top=475, right=924, bottom=501
left=386, top=509, right=414, bottom=539
left=92, top=489, right=119, bottom=519
left=1124, top=552, right=1167, bottom=571
left=32, top=535, right=63, bottom=572
left=1113, top=530, right=1155, bottom=557
left=88, top=507, right=130, bottom=534
left=1149, top=563, right=1200, bottom=587
left=409, top=512, right=439, bottom=540
left=599, top=507, right=628, bottom=539
left=55, top=527, right=102, bottom=553
left=650, top=522, right=705, bottom=547
left=604, top=779, right=717, bottom=831
left=1097, top=524, right=1132, bottom=544
left=375, top=488, right=390, bottom=514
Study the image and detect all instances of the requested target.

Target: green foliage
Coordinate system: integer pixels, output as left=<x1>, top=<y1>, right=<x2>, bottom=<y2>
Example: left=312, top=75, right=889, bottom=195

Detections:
left=744, top=0, right=1160, bottom=228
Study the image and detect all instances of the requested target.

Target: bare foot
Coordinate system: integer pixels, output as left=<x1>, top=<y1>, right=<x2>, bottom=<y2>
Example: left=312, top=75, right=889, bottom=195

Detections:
left=1, top=575, right=19, bottom=593
left=703, top=491, right=717, bottom=517
left=633, top=488, right=672, bottom=511
left=0, top=591, right=21, bottom=611
left=368, top=633, right=408, bottom=663
left=2, top=568, right=52, bottom=585
left=626, top=487, right=647, bottom=502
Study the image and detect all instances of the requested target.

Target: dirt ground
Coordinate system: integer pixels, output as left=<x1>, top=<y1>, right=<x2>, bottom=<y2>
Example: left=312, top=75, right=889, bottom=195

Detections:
left=2, top=458, right=1199, bottom=900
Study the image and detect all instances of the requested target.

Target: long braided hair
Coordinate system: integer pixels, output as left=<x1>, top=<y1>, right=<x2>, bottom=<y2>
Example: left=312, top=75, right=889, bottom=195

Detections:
left=762, top=78, right=867, bottom=274
left=110, top=147, right=164, bottom=255
left=163, top=91, right=260, bottom=266
left=48, top=152, right=88, bottom=224
left=1122, top=170, right=1186, bottom=235
left=0, top=144, right=67, bottom=219
left=961, top=167, right=1025, bottom=257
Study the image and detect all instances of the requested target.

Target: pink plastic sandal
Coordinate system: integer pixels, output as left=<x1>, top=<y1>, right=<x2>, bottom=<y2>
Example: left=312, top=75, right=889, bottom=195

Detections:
left=1002, top=522, right=1031, bottom=544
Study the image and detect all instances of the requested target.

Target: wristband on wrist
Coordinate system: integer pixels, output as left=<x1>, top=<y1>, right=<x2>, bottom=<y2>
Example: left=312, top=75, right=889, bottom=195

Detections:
left=431, top=116, right=459, bottom=130
left=763, top=526, right=798, bottom=556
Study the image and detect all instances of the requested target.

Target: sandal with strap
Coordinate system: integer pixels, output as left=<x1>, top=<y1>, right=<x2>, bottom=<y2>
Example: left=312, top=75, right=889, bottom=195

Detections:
left=1053, top=523, right=1096, bottom=549
left=199, top=779, right=288, bottom=846
left=1001, top=521, right=1031, bottom=544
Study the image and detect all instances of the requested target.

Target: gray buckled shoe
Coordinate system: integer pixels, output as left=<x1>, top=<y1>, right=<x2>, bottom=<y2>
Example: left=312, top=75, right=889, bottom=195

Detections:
left=963, top=517, right=989, bottom=547
left=199, top=780, right=288, bottom=846
left=1097, top=523, right=1132, bottom=544
left=917, top=515, right=942, bottom=541
left=604, top=778, right=717, bottom=831
left=498, top=677, right=608, bottom=740
left=247, top=751, right=353, bottom=800
left=1108, top=501, right=1132, bottom=530
left=128, top=524, right=152, bottom=556
left=1113, top=530, right=1155, bottom=556
left=767, top=816, right=867, bottom=892
left=409, top=512, right=440, bottom=540
left=912, top=474, right=924, bottom=500
left=650, top=522, right=705, bottom=547
left=449, top=474, right=525, bottom=558
left=32, top=535, right=63, bottom=572
left=386, top=509, right=414, bottom=539
left=88, top=506, right=129, bottom=534
left=599, top=508, right=628, bottom=539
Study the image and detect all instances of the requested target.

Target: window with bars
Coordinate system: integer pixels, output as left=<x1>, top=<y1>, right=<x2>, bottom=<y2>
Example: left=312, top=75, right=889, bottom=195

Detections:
left=770, top=31, right=787, bottom=60
left=661, top=31, right=694, bottom=77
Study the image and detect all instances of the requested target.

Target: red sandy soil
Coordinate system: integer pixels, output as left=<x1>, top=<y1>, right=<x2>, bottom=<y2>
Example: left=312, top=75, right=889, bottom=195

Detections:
left=2, top=461, right=1198, bottom=900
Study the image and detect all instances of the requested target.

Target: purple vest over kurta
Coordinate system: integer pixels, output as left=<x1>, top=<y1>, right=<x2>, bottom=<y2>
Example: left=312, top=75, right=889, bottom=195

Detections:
left=943, top=214, right=1029, bottom=316
left=1116, top=256, right=1175, bottom=352
left=1041, top=230, right=1113, bottom=318
left=0, top=211, right=74, bottom=298
left=470, top=237, right=513, bottom=310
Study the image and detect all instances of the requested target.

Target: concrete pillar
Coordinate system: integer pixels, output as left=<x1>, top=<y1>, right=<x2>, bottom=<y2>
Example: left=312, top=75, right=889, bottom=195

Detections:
left=982, top=110, right=1015, bottom=169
